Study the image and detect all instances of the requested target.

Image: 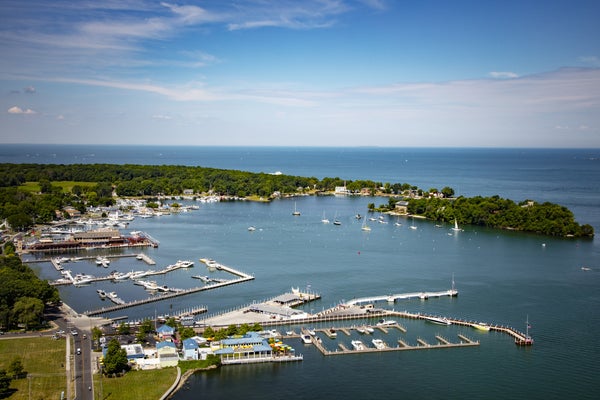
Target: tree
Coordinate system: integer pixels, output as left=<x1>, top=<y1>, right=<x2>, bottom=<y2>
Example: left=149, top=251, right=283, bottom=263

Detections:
left=12, top=297, right=44, bottom=329
left=0, top=369, right=12, bottom=395
left=117, top=322, right=130, bottom=335
left=7, top=357, right=25, bottom=378
left=441, top=186, right=455, bottom=198
left=103, top=339, right=129, bottom=375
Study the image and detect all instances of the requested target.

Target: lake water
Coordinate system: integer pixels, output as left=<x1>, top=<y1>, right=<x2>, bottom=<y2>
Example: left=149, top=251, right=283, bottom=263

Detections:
left=6, top=145, right=600, bottom=399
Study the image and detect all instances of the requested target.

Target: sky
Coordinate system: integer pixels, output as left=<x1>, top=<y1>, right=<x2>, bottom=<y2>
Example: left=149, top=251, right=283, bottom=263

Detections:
left=1, top=0, right=599, bottom=147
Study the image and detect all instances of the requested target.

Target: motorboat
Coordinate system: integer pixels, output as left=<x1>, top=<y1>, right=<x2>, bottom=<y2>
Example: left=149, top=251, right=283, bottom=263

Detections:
left=351, top=340, right=366, bottom=350
left=376, top=319, right=397, bottom=326
left=301, top=334, right=312, bottom=344
left=472, top=322, right=490, bottom=331
left=248, top=226, right=256, bottom=231
left=96, top=289, right=107, bottom=299
left=372, top=339, right=386, bottom=349
left=423, top=316, right=452, bottom=326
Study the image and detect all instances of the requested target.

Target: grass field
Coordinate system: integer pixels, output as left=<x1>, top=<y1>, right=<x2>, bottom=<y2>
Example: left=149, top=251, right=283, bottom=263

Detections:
left=95, top=368, right=178, bottom=400
left=0, top=336, right=67, bottom=400
left=19, top=181, right=97, bottom=194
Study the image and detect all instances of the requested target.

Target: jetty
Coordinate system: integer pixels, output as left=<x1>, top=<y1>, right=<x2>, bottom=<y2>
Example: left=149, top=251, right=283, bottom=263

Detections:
left=83, top=262, right=254, bottom=316
left=345, top=289, right=458, bottom=306
left=301, top=327, right=478, bottom=356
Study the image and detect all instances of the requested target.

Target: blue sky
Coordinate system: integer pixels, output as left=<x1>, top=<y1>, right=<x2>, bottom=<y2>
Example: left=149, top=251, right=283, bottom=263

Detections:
left=1, top=0, right=599, bottom=147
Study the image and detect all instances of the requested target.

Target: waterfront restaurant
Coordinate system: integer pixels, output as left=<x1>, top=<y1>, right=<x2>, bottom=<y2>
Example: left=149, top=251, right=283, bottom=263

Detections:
left=213, top=332, right=274, bottom=363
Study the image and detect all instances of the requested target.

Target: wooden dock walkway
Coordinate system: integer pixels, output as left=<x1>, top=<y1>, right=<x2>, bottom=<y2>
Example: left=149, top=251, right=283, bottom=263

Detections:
left=83, top=262, right=255, bottom=316
left=307, top=330, right=479, bottom=356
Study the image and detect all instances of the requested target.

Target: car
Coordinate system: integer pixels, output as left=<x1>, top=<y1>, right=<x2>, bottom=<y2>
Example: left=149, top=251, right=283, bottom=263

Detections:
left=71, top=329, right=78, bottom=336
left=76, top=348, right=81, bottom=355
left=56, top=330, right=65, bottom=335
left=82, top=334, right=87, bottom=339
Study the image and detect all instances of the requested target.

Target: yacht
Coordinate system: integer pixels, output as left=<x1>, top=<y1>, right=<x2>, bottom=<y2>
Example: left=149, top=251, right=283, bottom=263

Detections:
left=112, top=272, right=131, bottom=280
left=361, top=220, right=371, bottom=231
left=248, top=226, right=256, bottom=231
left=301, top=334, right=312, bottom=344
left=351, top=340, right=366, bottom=350
left=472, top=322, right=491, bottom=331
left=451, top=219, right=461, bottom=232
left=321, top=212, right=330, bottom=224
left=328, top=328, right=337, bottom=337
left=423, top=316, right=452, bottom=326
left=372, top=339, right=386, bottom=349
left=292, top=202, right=301, bottom=216
left=96, top=289, right=107, bottom=299
left=376, top=319, right=397, bottom=326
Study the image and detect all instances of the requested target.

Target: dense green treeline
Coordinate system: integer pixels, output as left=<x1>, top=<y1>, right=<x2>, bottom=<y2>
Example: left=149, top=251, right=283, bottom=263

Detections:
left=0, top=163, right=594, bottom=238
left=407, top=196, right=594, bottom=237
left=0, top=256, right=60, bottom=331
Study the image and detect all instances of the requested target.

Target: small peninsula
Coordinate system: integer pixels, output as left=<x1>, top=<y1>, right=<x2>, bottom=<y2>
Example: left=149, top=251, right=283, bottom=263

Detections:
left=0, top=163, right=593, bottom=238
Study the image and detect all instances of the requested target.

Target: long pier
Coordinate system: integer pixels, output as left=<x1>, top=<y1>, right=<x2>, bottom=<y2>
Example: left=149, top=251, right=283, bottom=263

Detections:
left=301, top=327, right=479, bottom=356
left=83, top=262, right=254, bottom=316
left=345, top=289, right=458, bottom=306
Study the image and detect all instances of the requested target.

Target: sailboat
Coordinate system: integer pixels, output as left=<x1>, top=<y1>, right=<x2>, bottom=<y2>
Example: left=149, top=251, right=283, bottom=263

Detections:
left=515, top=315, right=534, bottom=346
left=361, top=219, right=371, bottom=231
left=321, top=212, right=330, bottom=224
left=410, top=216, right=417, bottom=230
left=451, top=218, right=461, bottom=231
left=333, top=212, right=341, bottom=225
left=292, top=202, right=301, bottom=216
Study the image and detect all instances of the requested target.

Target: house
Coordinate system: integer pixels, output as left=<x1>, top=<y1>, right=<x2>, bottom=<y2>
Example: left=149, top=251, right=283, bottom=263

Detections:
left=120, top=344, right=145, bottom=360
left=395, top=201, right=409, bottom=214
left=156, top=341, right=179, bottom=367
left=182, top=338, right=199, bottom=360
left=156, top=324, right=175, bottom=339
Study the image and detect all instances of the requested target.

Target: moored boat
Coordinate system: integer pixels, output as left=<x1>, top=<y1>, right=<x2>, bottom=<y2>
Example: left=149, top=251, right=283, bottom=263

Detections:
left=376, top=319, right=397, bottom=326
left=351, top=340, right=366, bottom=350
left=372, top=339, right=386, bottom=349
left=472, top=322, right=490, bottom=331
left=423, top=315, right=452, bottom=326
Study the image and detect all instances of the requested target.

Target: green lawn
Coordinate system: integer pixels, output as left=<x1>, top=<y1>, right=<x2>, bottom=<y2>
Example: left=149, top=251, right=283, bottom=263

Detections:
left=0, top=337, right=67, bottom=400
left=19, top=181, right=97, bottom=194
left=95, top=368, right=178, bottom=400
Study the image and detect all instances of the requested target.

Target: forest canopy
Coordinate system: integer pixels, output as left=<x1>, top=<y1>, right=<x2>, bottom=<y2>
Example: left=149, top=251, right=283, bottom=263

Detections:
left=0, top=163, right=594, bottom=238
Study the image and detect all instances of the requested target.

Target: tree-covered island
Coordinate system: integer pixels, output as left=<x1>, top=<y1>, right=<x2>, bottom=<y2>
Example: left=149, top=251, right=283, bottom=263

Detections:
left=0, top=163, right=594, bottom=238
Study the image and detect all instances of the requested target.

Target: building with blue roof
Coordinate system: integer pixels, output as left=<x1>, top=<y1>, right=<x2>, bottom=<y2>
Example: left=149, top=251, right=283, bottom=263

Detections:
left=182, top=338, right=199, bottom=360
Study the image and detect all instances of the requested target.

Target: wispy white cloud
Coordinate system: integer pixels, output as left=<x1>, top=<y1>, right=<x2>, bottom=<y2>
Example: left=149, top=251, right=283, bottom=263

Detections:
left=578, top=56, right=600, bottom=66
left=8, top=106, right=37, bottom=114
left=489, top=71, right=519, bottom=79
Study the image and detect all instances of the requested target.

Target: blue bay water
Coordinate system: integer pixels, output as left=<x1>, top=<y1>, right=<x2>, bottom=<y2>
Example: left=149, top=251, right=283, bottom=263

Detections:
left=4, top=145, right=600, bottom=399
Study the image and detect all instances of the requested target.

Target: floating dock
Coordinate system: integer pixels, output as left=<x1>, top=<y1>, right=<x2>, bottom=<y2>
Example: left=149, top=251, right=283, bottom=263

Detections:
left=83, top=261, right=254, bottom=316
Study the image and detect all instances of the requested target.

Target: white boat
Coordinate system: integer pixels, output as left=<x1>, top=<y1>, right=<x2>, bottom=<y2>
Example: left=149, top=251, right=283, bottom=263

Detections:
left=328, top=328, right=337, bottom=337
left=376, top=319, right=397, bottom=326
left=177, top=260, right=194, bottom=268
left=136, top=254, right=144, bottom=260
left=351, top=340, right=366, bottom=350
left=365, top=326, right=374, bottom=333
left=292, top=202, right=301, bottom=216
left=372, top=339, right=386, bottom=349
left=248, top=226, right=256, bottom=231
left=128, top=270, right=150, bottom=280
left=356, top=327, right=366, bottom=334
left=424, top=316, right=452, bottom=325
left=451, top=219, right=461, bottom=231
left=361, top=220, right=371, bottom=231
left=307, top=328, right=316, bottom=336
left=321, top=212, right=330, bottom=224
left=96, top=289, right=107, bottom=298
left=301, top=334, right=312, bottom=344
left=112, top=272, right=131, bottom=280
